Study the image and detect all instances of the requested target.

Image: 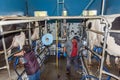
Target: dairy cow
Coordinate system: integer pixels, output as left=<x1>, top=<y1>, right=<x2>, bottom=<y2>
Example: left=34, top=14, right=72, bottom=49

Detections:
left=0, top=23, right=27, bottom=56
left=86, top=19, right=102, bottom=64
left=86, top=14, right=120, bottom=66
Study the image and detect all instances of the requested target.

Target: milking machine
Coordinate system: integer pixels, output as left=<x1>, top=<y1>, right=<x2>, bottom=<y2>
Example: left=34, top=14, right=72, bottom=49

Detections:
left=35, top=33, right=53, bottom=73
left=8, top=33, right=53, bottom=80
left=78, top=38, right=98, bottom=80
left=80, top=38, right=111, bottom=80
left=13, top=57, right=26, bottom=80
left=7, top=47, right=27, bottom=80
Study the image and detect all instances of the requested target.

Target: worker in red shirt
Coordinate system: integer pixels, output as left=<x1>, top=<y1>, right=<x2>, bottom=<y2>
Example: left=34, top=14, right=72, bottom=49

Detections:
left=64, top=36, right=82, bottom=75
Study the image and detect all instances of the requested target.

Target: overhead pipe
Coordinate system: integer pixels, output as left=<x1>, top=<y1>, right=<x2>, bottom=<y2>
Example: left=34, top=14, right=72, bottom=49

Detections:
left=57, top=0, right=59, bottom=16
left=25, top=0, right=29, bottom=16
left=84, top=0, right=95, bottom=10
left=101, top=0, right=105, bottom=15
left=0, top=19, right=46, bottom=26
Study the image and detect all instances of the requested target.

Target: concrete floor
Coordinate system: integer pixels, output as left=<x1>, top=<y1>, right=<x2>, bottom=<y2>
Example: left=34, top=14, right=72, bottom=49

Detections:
left=40, top=56, right=81, bottom=80
left=0, top=55, right=81, bottom=80
left=0, top=55, right=120, bottom=80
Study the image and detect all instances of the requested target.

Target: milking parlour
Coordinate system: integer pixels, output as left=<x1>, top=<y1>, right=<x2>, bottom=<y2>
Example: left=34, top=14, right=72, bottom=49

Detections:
left=0, top=0, right=120, bottom=80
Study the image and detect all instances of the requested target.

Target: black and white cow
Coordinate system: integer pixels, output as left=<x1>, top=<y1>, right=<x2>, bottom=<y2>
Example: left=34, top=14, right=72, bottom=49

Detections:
left=0, top=20, right=43, bottom=54
left=0, top=23, right=27, bottom=55
left=86, top=14, right=120, bottom=66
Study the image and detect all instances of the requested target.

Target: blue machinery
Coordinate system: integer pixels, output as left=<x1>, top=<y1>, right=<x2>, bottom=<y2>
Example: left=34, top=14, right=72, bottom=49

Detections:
left=8, top=33, right=52, bottom=79
left=8, top=43, right=50, bottom=80
left=80, top=46, right=111, bottom=80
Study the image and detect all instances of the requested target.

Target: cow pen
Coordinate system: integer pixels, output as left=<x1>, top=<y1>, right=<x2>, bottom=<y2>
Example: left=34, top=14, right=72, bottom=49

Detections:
left=86, top=15, right=120, bottom=80
left=0, top=17, right=47, bottom=80
left=0, top=16, right=120, bottom=80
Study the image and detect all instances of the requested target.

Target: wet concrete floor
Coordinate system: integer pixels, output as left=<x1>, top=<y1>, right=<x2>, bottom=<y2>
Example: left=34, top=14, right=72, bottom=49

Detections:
left=40, top=55, right=81, bottom=80
left=0, top=55, right=120, bottom=80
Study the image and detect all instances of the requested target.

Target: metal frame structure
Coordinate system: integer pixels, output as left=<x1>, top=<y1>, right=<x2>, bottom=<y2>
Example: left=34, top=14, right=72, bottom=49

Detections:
left=0, top=17, right=47, bottom=79
left=99, top=25, right=120, bottom=80
left=57, top=0, right=64, bottom=16
left=86, top=17, right=120, bottom=80
left=0, top=16, right=120, bottom=80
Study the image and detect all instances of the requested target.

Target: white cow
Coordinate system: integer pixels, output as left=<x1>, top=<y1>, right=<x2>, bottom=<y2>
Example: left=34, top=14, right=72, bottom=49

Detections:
left=86, top=19, right=103, bottom=64
left=7, top=32, right=26, bottom=56
left=31, top=27, right=39, bottom=40
left=31, top=22, right=40, bottom=40
left=12, top=32, right=26, bottom=49
left=86, top=14, right=120, bottom=66
left=103, top=15, right=120, bottom=65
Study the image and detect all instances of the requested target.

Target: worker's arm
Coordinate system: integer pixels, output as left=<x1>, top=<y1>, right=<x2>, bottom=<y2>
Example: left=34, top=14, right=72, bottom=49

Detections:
left=14, top=50, right=24, bottom=56
left=63, top=47, right=67, bottom=57
left=63, top=47, right=66, bottom=52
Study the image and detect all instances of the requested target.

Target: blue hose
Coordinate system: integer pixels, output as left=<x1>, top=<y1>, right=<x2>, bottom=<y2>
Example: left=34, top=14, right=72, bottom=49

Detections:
left=13, top=57, right=26, bottom=80
left=92, top=54, right=111, bottom=80
left=81, top=75, right=99, bottom=80
left=80, top=47, right=111, bottom=80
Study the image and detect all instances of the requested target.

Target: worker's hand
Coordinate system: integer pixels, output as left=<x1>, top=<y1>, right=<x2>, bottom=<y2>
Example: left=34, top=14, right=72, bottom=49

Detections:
left=14, top=50, right=24, bottom=56
left=63, top=52, right=67, bottom=57
left=84, top=46, right=88, bottom=49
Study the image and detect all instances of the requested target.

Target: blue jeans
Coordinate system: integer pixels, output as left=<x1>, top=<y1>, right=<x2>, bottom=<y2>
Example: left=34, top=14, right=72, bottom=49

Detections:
left=28, top=70, right=40, bottom=80
left=66, top=56, right=79, bottom=71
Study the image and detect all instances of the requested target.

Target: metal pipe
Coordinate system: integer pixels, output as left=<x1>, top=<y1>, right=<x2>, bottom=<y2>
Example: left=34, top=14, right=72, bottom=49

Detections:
left=63, top=0, right=64, bottom=12
left=102, top=70, right=120, bottom=80
left=57, top=0, right=59, bottom=16
left=0, top=66, right=7, bottom=70
left=0, top=19, right=46, bottom=26
left=99, top=23, right=109, bottom=80
left=101, top=0, right=105, bottom=15
left=48, top=16, right=102, bottom=20
left=84, top=0, right=94, bottom=10
left=0, top=16, right=108, bottom=26
left=0, top=16, right=103, bottom=20
left=87, top=29, right=104, bottom=35
left=0, top=29, right=29, bottom=35
left=25, top=0, right=29, bottom=16
left=85, top=46, right=101, bottom=59
left=0, top=16, right=47, bottom=20
left=109, top=30, right=120, bottom=33
left=80, top=53, right=89, bottom=77
left=28, top=23, right=32, bottom=45
left=1, top=25, right=11, bottom=79
left=45, top=20, right=47, bottom=33
left=0, top=26, right=40, bottom=36
left=55, top=20, right=59, bottom=77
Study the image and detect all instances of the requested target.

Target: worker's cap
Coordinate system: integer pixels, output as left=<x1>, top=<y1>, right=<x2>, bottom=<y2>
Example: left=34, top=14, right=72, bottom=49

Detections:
left=73, top=36, right=80, bottom=41
left=22, top=45, right=31, bottom=53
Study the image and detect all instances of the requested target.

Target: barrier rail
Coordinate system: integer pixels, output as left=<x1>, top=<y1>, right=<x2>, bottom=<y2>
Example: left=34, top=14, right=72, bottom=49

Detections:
left=0, top=16, right=117, bottom=80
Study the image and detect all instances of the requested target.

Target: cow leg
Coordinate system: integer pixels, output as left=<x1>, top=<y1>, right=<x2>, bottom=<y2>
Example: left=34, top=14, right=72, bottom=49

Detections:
left=115, top=57, right=119, bottom=65
left=88, top=39, right=93, bottom=66
left=88, top=43, right=92, bottom=66
left=31, top=28, right=39, bottom=40
left=7, top=49, right=11, bottom=56
left=88, top=51, right=92, bottom=65
left=106, top=55, right=111, bottom=67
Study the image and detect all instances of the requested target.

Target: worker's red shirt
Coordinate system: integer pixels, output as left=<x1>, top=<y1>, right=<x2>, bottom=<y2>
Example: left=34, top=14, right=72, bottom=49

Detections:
left=71, top=39, right=78, bottom=57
